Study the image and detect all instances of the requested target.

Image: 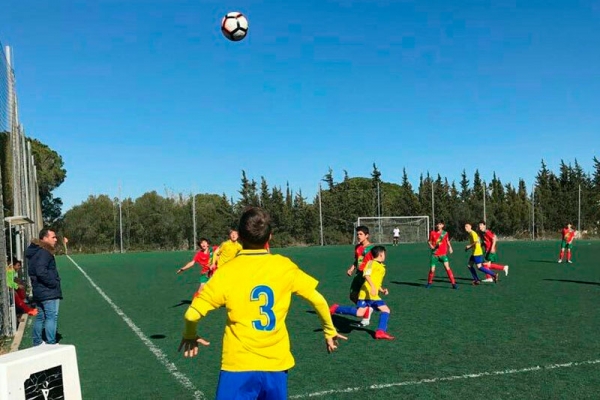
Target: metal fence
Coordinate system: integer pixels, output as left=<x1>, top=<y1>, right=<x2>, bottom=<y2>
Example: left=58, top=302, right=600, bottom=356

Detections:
left=1, top=41, right=44, bottom=338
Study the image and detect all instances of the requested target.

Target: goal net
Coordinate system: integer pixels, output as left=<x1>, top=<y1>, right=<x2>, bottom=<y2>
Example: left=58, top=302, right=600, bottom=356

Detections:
left=355, top=216, right=430, bottom=244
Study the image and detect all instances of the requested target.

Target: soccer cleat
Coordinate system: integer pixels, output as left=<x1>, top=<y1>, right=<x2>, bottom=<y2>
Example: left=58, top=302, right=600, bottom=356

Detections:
left=472, top=280, right=480, bottom=286
left=493, top=274, right=499, bottom=284
left=425, top=283, right=432, bottom=289
left=481, top=278, right=494, bottom=283
left=358, top=319, right=370, bottom=327
left=504, top=265, right=509, bottom=276
left=567, top=260, right=573, bottom=264
left=452, top=284, right=459, bottom=290
left=375, top=330, right=395, bottom=340
left=329, top=303, right=339, bottom=315
left=558, top=259, right=562, bottom=263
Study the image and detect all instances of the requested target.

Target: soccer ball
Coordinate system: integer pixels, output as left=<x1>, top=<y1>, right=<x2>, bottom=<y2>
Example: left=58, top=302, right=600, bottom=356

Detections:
left=221, top=12, right=249, bottom=42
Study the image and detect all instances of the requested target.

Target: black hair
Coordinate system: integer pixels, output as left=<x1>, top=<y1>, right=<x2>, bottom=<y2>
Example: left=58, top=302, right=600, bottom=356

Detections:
left=370, top=245, right=386, bottom=258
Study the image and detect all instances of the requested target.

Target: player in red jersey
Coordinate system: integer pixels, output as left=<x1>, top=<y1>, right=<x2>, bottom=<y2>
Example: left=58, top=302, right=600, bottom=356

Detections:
left=425, top=220, right=458, bottom=289
left=558, top=223, right=576, bottom=263
left=478, top=221, right=509, bottom=282
left=346, top=226, right=374, bottom=326
left=176, top=238, right=218, bottom=298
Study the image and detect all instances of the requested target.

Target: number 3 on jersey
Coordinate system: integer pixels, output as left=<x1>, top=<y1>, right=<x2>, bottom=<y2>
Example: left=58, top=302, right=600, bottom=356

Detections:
left=251, top=285, right=276, bottom=331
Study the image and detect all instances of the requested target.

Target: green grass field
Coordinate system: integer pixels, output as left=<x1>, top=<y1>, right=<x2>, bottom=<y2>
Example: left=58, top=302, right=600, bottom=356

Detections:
left=21, top=241, right=600, bottom=399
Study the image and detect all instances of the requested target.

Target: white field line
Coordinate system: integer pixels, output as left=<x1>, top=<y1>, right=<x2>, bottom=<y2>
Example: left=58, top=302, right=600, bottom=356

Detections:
left=66, top=255, right=204, bottom=400
left=290, top=359, right=600, bottom=398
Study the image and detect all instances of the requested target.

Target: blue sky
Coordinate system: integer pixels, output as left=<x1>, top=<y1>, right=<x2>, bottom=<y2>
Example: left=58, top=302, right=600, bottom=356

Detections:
left=1, top=0, right=598, bottom=211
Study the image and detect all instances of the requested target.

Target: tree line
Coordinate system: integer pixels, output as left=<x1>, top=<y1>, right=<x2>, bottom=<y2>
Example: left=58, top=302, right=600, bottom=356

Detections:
left=58, top=159, right=600, bottom=253
left=3, top=135, right=598, bottom=253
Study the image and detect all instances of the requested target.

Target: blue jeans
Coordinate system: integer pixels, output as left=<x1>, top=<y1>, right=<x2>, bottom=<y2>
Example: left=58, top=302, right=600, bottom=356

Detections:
left=33, top=299, right=60, bottom=346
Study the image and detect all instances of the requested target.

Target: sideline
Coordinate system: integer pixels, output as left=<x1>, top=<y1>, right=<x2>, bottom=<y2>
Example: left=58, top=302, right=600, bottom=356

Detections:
left=66, top=255, right=205, bottom=400
left=290, top=359, right=600, bottom=398
left=9, top=314, right=28, bottom=353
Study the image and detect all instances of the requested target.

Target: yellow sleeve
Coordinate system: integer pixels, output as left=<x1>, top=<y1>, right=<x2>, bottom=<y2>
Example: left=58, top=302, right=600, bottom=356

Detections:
left=296, top=289, right=338, bottom=339
left=290, top=266, right=319, bottom=298
left=362, top=261, right=373, bottom=277
left=182, top=272, right=227, bottom=339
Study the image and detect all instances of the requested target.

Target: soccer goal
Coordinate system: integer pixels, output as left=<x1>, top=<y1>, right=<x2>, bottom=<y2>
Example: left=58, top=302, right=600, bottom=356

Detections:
left=354, top=216, right=430, bottom=244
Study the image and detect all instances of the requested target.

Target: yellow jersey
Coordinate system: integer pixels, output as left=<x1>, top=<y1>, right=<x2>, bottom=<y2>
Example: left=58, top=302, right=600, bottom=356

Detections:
left=216, top=240, right=242, bottom=266
left=359, top=260, right=386, bottom=301
left=184, top=249, right=324, bottom=372
left=469, top=231, right=483, bottom=256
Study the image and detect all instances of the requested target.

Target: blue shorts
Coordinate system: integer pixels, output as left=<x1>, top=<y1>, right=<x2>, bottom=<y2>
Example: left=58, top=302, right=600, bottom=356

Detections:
left=216, top=370, right=287, bottom=400
left=356, top=299, right=386, bottom=310
left=470, top=255, right=484, bottom=265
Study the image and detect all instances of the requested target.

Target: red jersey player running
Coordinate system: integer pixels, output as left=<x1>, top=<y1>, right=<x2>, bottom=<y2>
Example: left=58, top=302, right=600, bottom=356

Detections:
left=346, top=226, right=374, bottom=326
left=425, top=220, right=458, bottom=289
left=558, top=223, right=576, bottom=263
left=177, top=238, right=218, bottom=298
left=478, top=221, right=509, bottom=282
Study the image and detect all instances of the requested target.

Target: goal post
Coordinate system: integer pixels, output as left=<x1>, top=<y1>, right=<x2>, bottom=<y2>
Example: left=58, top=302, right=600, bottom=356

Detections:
left=355, top=216, right=430, bottom=244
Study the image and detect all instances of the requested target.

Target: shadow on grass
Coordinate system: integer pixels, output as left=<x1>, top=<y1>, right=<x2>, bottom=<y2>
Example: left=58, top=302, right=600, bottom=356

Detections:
left=170, top=299, right=192, bottom=308
left=149, top=334, right=167, bottom=339
left=390, top=281, right=423, bottom=287
left=543, top=279, right=600, bottom=286
left=419, top=277, right=473, bottom=282
left=306, top=311, right=375, bottom=337
left=529, top=259, right=559, bottom=264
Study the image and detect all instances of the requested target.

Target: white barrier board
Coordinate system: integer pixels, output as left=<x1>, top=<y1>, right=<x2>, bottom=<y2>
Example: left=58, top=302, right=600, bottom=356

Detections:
left=0, top=344, right=82, bottom=400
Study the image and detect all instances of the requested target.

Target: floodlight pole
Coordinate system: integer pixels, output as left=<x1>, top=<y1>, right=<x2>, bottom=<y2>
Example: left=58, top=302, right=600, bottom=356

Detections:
left=578, top=184, right=581, bottom=231
left=377, top=181, right=382, bottom=235
left=318, top=183, right=324, bottom=246
left=118, top=183, right=124, bottom=253
left=192, top=192, right=197, bottom=250
left=431, top=180, right=435, bottom=225
left=483, top=180, right=487, bottom=222
left=531, top=184, right=535, bottom=241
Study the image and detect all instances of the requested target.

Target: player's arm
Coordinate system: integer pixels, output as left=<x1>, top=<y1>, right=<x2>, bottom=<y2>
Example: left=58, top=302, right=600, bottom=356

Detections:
left=428, top=233, right=435, bottom=249
left=447, top=238, right=453, bottom=254
left=177, top=259, right=196, bottom=274
left=178, top=277, right=225, bottom=357
left=297, top=289, right=347, bottom=353
left=346, top=263, right=356, bottom=276
left=491, top=234, right=498, bottom=253
left=365, top=275, right=378, bottom=296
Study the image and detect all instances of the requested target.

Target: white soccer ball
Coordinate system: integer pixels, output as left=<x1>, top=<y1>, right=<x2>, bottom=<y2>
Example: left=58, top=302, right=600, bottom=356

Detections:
left=221, top=12, right=249, bottom=42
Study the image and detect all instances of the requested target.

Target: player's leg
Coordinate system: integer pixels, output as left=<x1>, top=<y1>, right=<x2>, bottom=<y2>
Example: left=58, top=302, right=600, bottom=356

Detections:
left=349, top=274, right=363, bottom=304
left=373, top=302, right=394, bottom=340
left=481, top=261, right=494, bottom=283
left=330, top=301, right=363, bottom=317
left=566, top=243, right=573, bottom=263
left=467, top=257, right=481, bottom=284
left=425, top=256, right=436, bottom=288
left=558, top=241, right=566, bottom=262
left=486, top=253, right=506, bottom=273
left=442, top=259, right=458, bottom=289
left=193, top=275, right=210, bottom=298
left=476, top=259, right=498, bottom=283
left=258, top=371, right=288, bottom=400
left=216, top=371, right=263, bottom=400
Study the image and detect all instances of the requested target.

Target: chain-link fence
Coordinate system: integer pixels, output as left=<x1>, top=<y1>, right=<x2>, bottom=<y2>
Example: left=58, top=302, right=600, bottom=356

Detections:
left=1, top=42, right=44, bottom=339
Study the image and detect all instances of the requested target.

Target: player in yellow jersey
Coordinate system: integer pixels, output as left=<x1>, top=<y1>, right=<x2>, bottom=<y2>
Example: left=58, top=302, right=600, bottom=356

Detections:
left=178, top=207, right=346, bottom=399
left=464, top=223, right=498, bottom=285
left=330, top=246, right=395, bottom=340
left=213, top=229, right=243, bottom=273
